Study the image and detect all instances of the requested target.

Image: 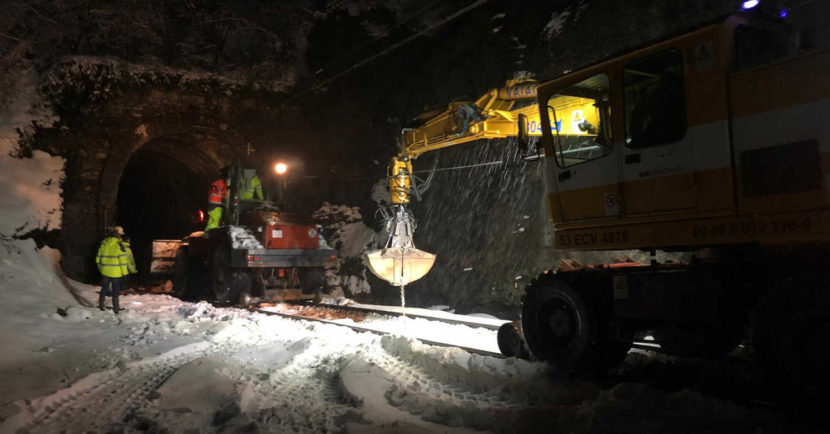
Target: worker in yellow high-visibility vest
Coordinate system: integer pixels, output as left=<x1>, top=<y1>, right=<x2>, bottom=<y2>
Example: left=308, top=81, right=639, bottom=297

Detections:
left=237, top=168, right=263, bottom=200
left=95, top=226, right=130, bottom=314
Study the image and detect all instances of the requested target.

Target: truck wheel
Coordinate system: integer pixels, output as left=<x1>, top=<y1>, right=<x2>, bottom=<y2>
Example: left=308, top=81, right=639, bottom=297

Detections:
left=522, top=278, right=628, bottom=374
left=211, top=247, right=253, bottom=305
left=497, top=321, right=532, bottom=359
left=301, top=268, right=326, bottom=298
left=230, top=272, right=253, bottom=307
left=522, top=280, right=592, bottom=372
left=173, top=247, right=192, bottom=300
left=211, top=247, right=236, bottom=303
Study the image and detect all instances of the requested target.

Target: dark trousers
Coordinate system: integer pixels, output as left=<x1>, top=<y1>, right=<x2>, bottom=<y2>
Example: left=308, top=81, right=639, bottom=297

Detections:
left=99, top=276, right=123, bottom=311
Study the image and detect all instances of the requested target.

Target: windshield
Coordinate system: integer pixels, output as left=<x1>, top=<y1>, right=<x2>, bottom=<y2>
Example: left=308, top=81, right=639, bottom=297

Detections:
left=544, top=73, right=613, bottom=168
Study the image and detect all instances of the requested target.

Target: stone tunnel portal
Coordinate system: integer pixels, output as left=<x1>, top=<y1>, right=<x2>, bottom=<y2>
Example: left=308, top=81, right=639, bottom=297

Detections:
left=115, top=138, right=218, bottom=277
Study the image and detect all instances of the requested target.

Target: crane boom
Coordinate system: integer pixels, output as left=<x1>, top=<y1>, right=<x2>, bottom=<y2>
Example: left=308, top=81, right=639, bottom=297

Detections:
left=401, top=78, right=541, bottom=159
left=366, top=78, right=542, bottom=287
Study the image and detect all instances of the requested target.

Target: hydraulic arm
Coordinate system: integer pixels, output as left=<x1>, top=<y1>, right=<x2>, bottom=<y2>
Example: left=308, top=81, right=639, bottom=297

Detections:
left=366, top=78, right=541, bottom=286
left=391, top=77, right=541, bottom=206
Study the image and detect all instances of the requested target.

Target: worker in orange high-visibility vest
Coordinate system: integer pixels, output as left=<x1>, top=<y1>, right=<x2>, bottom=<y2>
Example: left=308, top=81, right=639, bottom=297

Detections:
left=205, top=167, right=229, bottom=232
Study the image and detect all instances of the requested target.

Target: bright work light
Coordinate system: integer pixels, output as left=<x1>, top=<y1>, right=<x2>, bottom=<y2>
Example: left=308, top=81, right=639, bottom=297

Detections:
left=274, top=162, right=288, bottom=175
left=741, top=0, right=759, bottom=10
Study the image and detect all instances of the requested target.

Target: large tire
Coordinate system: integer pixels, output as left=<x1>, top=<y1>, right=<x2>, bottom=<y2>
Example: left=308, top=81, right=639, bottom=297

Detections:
left=497, top=321, right=532, bottom=360
left=173, top=247, right=194, bottom=300
left=229, top=271, right=253, bottom=307
left=521, top=278, right=627, bottom=374
left=301, top=268, right=326, bottom=299
left=211, top=247, right=230, bottom=302
left=211, top=246, right=252, bottom=305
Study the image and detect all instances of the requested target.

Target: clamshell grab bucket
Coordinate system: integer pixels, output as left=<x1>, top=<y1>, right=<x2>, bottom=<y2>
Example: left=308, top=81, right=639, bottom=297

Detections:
left=365, top=205, right=436, bottom=286
left=365, top=247, right=435, bottom=287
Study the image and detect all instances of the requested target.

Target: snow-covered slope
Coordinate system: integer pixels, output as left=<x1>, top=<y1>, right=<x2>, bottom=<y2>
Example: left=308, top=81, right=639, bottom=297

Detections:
left=0, top=71, right=63, bottom=238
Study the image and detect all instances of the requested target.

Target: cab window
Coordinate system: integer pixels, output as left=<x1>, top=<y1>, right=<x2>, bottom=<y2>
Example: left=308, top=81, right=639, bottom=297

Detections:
left=546, top=73, right=612, bottom=168
left=624, top=49, right=686, bottom=149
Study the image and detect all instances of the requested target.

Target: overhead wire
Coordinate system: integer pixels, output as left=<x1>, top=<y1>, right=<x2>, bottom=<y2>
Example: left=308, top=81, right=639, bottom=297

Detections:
left=281, top=0, right=490, bottom=106
left=308, top=0, right=447, bottom=77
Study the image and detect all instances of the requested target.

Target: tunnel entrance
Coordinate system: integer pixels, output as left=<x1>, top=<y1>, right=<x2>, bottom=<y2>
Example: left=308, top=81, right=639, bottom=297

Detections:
left=116, top=140, right=214, bottom=278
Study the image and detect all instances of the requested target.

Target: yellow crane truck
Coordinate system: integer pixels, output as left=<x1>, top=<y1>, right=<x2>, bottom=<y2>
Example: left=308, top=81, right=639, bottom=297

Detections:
left=376, top=10, right=830, bottom=389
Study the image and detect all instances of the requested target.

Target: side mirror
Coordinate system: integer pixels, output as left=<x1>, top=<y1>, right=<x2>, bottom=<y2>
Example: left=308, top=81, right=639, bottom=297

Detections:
left=517, top=113, right=542, bottom=162
left=517, top=113, right=529, bottom=155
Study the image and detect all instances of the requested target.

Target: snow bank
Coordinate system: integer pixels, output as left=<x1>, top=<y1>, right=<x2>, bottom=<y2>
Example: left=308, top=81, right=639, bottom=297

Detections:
left=0, top=70, right=69, bottom=312
left=0, top=242, right=76, bottom=363
left=0, top=71, right=63, bottom=238
left=0, top=68, right=77, bottom=368
left=313, top=203, right=381, bottom=296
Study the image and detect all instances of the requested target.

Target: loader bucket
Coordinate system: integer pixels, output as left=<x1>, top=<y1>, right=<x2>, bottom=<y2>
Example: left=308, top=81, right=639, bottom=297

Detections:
left=364, top=247, right=436, bottom=287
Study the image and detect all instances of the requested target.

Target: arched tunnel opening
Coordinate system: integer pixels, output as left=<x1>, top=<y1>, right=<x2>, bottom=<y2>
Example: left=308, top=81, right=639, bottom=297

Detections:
left=115, top=138, right=219, bottom=280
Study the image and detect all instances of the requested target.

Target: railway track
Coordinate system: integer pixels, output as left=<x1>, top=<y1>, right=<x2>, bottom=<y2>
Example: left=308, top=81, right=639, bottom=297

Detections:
left=213, top=300, right=787, bottom=418
left=268, top=301, right=504, bottom=329
left=249, top=301, right=665, bottom=358
left=249, top=302, right=507, bottom=358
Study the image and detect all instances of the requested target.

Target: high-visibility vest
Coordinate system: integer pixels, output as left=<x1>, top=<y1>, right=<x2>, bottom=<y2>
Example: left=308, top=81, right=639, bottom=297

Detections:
left=122, top=242, right=137, bottom=275
left=96, top=237, right=129, bottom=278
left=239, top=174, right=263, bottom=200
left=208, top=179, right=228, bottom=205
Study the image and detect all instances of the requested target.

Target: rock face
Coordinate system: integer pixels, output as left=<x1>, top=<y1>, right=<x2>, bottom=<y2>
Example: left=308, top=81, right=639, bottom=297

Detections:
left=4, top=0, right=827, bottom=310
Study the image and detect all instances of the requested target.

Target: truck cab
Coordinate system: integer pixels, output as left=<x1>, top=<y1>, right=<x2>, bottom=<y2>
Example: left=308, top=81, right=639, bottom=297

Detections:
left=534, top=14, right=830, bottom=250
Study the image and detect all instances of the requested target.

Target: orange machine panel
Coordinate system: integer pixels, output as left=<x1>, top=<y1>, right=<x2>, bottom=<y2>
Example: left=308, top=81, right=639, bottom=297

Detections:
left=265, top=225, right=320, bottom=250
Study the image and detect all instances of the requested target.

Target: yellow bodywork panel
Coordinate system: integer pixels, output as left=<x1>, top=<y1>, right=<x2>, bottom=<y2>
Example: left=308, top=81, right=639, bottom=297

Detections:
left=401, top=80, right=541, bottom=159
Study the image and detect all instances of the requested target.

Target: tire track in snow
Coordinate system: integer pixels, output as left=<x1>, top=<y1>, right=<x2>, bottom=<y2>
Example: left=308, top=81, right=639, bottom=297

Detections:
left=240, top=350, right=361, bottom=433
left=5, top=342, right=211, bottom=433
left=374, top=337, right=512, bottom=407
left=364, top=336, right=583, bottom=431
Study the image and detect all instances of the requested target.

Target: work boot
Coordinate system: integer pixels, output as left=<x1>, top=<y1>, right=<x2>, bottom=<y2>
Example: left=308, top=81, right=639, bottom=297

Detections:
left=112, top=297, right=120, bottom=315
left=98, top=293, right=106, bottom=311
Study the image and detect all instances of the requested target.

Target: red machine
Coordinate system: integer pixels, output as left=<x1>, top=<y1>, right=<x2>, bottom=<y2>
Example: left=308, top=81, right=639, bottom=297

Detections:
left=153, top=164, right=336, bottom=305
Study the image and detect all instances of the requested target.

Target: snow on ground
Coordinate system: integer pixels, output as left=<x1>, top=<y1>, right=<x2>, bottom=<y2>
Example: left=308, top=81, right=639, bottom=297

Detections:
left=0, top=244, right=810, bottom=433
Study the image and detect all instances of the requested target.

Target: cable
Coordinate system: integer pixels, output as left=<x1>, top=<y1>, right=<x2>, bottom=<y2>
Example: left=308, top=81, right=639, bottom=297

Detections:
left=310, top=0, right=447, bottom=77
left=282, top=0, right=490, bottom=106
left=411, top=160, right=502, bottom=174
